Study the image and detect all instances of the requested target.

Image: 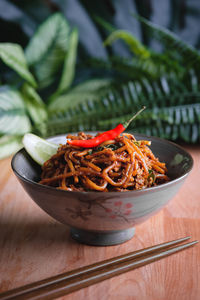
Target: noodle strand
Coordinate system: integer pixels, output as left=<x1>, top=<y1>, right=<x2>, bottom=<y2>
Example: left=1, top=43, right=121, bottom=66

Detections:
left=40, top=132, right=169, bottom=191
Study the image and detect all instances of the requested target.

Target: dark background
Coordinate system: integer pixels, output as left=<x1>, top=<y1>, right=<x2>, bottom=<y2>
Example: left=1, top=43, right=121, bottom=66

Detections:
left=1, top=0, right=200, bottom=58
left=0, top=0, right=200, bottom=154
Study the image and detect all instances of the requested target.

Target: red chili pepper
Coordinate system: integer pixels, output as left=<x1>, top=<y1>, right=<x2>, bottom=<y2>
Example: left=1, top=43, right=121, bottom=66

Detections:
left=68, top=106, right=146, bottom=148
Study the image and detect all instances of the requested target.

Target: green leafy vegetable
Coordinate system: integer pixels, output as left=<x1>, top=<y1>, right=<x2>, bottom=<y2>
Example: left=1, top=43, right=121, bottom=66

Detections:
left=148, top=169, right=156, bottom=182
left=133, top=141, right=141, bottom=146
left=105, top=144, right=119, bottom=150
left=93, top=144, right=120, bottom=152
left=87, top=150, right=93, bottom=155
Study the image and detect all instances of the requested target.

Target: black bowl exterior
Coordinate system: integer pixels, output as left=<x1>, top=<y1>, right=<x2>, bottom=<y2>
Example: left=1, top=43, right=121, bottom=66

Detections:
left=16, top=172, right=186, bottom=232
left=11, top=134, right=193, bottom=234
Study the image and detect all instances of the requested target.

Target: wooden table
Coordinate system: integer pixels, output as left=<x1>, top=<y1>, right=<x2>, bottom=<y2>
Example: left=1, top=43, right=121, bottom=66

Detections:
left=0, top=145, right=199, bottom=300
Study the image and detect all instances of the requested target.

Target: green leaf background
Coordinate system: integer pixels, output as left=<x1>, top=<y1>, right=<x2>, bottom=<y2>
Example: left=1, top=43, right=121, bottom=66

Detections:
left=0, top=43, right=37, bottom=87
left=0, top=1, right=200, bottom=159
left=25, top=13, right=70, bottom=89
left=0, top=88, right=32, bottom=135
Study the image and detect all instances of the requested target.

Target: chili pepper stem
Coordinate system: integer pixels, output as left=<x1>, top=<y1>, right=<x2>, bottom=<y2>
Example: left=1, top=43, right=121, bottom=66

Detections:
left=123, top=106, right=146, bottom=129
left=68, top=106, right=146, bottom=148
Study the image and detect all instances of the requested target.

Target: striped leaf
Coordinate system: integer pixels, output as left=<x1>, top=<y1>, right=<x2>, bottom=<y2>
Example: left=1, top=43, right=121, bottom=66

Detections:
left=0, top=135, right=23, bottom=159
left=0, top=43, right=37, bottom=88
left=49, top=28, right=79, bottom=102
left=45, top=76, right=200, bottom=143
left=133, top=14, right=200, bottom=67
left=0, top=88, right=31, bottom=135
left=21, top=83, right=47, bottom=125
left=25, top=13, right=70, bottom=88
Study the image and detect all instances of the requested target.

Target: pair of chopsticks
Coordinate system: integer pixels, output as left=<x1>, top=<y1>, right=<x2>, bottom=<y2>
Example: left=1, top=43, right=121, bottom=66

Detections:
left=0, top=236, right=198, bottom=300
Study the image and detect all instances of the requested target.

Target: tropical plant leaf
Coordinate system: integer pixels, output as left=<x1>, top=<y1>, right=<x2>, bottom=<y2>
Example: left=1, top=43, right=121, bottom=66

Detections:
left=98, top=103, right=200, bottom=128
left=0, top=43, right=37, bottom=87
left=104, top=30, right=150, bottom=59
left=21, top=83, right=47, bottom=125
left=131, top=123, right=200, bottom=143
left=133, top=14, right=200, bottom=66
left=49, top=28, right=79, bottom=102
left=85, top=57, right=154, bottom=79
left=45, top=76, right=200, bottom=143
left=94, top=16, right=116, bottom=33
left=49, top=73, right=200, bottom=119
left=0, top=87, right=32, bottom=135
left=25, top=13, right=69, bottom=65
left=25, top=13, right=70, bottom=88
left=0, top=135, right=23, bottom=159
left=45, top=104, right=200, bottom=143
left=85, top=55, right=183, bottom=82
left=48, top=78, right=113, bottom=112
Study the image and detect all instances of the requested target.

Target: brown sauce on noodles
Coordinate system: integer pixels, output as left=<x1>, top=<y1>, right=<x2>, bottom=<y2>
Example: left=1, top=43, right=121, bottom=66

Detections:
left=39, top=132, right=169, bottom=192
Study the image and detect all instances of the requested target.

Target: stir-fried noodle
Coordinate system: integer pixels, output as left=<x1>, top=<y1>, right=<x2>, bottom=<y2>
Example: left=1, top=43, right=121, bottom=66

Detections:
left=40, top=132, right=169, bottom=192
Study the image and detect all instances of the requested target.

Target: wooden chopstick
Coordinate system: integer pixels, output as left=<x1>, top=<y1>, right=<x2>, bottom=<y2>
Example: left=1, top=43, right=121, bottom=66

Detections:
left=0, top=237, right=198, bottom=300
left=0, top=236, right=190, bottom=300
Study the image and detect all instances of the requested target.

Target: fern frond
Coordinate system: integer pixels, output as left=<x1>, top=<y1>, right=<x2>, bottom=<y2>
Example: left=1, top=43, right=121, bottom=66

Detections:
left=45, top=75, right=200, bottom=143
left=98, top=103, right=200, bottom=127
left=132, top=123, right=200, bottom=143
left=48, top=76, right=200, bottom=121
left=104, top=30, right=150, bottom=58
left=85, top=52, right=186, bottom=83
left=48, top=78, right=114, bottom=112
left=133, top=14, right=200, bottom=67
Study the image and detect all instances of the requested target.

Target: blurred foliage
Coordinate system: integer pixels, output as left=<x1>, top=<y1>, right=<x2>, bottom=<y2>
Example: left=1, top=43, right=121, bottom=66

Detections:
left=0, top=0, right=200, bottom=158
left=1, top=0, right=200, bottom=56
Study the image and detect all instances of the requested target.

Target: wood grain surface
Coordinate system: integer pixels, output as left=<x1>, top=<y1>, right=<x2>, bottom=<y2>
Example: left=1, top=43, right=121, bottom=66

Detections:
left=0, top=145, right=199, bottom=300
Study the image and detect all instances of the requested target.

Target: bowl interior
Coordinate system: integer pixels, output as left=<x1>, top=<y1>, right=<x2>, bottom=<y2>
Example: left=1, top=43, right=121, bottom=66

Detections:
left=12, top=133, right=193, bottom=188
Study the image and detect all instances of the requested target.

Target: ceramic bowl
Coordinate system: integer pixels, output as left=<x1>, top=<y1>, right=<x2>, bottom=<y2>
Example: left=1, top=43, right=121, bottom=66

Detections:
left=11, top=133, right=193, bottom=246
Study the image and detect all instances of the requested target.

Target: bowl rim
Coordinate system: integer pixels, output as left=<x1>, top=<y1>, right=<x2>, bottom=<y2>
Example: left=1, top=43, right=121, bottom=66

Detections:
left=11, top=132, right=194, bottom=196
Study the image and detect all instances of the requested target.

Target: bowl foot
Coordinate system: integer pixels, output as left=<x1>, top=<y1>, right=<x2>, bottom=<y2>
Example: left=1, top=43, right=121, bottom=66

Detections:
left=70, top=227, right=135, bottom=246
